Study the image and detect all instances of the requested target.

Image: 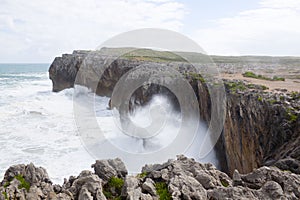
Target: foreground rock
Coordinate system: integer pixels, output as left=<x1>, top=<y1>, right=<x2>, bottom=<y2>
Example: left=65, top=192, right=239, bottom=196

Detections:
left=1, top=156, right=300, bottom=199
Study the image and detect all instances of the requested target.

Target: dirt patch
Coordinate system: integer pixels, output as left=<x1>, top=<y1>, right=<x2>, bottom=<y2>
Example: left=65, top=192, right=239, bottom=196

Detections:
left=220, top=73, right=300, bottom=92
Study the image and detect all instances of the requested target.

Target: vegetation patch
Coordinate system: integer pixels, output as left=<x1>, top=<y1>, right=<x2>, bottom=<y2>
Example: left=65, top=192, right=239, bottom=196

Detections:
left=291, top=91, right=300, bottom=100
left=261, top=85, right=269, bottom=90
left=15, top=175, right=30, bottom=192
left=288, top=113, right=298, bottom=122
left=243, top=71, right=285, bottom=81
left=137, top=172, right=148, bottom=179
left=108, top=176, right=124, bottom=190
left=272, top=76, right=285, bottom=81
left=267, top=99, right=277, bottom=104
left=3, top=181, right=10, bottom=188
left=247, top=83, right=269, bottom=90
left=122, top=48, right=186, bottom=63
left=155, top=182, right=172, bottom=200
left=220, top=179, right=229, bottom=187
left=225, top=81, right=247, bottom=92
left=185, top=72, right=206, bottom=83
left=2, top=192, right=8, bottom=200
left=103, top=176, right=124, bottom=200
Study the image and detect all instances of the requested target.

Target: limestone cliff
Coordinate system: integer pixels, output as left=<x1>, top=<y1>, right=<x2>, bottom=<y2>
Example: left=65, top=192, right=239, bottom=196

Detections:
left=48, top=50, right=300, bottom=176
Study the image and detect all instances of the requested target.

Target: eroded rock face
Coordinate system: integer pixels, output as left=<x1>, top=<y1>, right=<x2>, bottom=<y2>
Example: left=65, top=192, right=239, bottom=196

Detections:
left=221, top=89, right=300, bottom=175
left=91, top=158, right=128, bottom=183
left=1, top=156, right=300, bottom=200
left=49, top=50, right=300, bottom=176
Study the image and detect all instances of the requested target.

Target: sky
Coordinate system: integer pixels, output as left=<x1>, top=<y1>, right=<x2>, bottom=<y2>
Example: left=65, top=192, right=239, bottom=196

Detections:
left=0, top=0, right=300, bottom=62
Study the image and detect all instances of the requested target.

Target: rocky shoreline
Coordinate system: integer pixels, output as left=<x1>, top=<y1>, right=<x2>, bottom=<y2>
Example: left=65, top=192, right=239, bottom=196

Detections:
left=3, top=48, right=298, bottom=199
left=1, top=156, right=300, bottom=200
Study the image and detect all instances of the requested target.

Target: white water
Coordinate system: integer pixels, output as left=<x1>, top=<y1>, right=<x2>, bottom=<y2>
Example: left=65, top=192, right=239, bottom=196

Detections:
left=0, top=64, right=218, bottom=184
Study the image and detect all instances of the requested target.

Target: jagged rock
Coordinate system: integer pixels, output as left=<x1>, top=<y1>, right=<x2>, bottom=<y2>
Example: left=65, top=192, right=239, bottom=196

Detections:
left=274, top=158, right=300, bottom=174
left=2, top=163, right=51, bottom=186
left=141, top=193, right=155, bottom=200
left=92, top=158, right=127, bottom=182
left=260, top=181, right=284, bottom=199
left=232, top=169, right=243, bottom=186
left=49, top=51, right=88, bottom=92
left=0, top=163, right=54, bottom=200
left=142, top=178, right=157, bottom=196
left=121, top=176, right=142, bottom=200
left=62, top=170, right=107, bottom=200
left=1, top=157, right=300, bottom=199
left=25, top=186, right=44, bottom=199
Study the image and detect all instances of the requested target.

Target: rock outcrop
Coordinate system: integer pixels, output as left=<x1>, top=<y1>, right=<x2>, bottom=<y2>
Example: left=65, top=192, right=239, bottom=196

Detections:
left=1, top=156, right=300, bottom=199
left=49, top=49, right=300, bottom=176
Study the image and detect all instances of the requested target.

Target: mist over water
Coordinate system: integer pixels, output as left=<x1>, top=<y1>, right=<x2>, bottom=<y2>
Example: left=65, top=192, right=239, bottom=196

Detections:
left=0, top=64, right=218, bottom=184
left=94, top=92, right=219, bottom=171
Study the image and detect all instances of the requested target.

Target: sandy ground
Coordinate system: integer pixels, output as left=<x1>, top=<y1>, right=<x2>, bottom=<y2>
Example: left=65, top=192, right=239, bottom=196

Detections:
left=220, top=73, right=300, bottom=93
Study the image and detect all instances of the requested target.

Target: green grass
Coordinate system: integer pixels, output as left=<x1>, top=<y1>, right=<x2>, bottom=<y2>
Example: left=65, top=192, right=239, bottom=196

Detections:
left=3, top=181, right=10, bottom=188
left=99, top=47, right=300, bottom=66
left=2, top=192, right=8, bottom=200
left=185, top=72, right=206, bottom=83
left=291, top=91, right=300, bottom=100
left=289, top=113, right=298, bottom=122
left=272, top=76, right=285, bottom=81
left=225, top=82, right=247, bottom=92
left=108, top=176, right=124, bottom=191
left=261, top=85, right=269, bottom=90
left=15, top=175, right=30, bottom=192
left=155, top=182, right=172, bottom=200
left=122, top=48, right=187, bottom=63
left=220, top=179, right=229, bottom=187
left=103, top=176, right=124, bottom=200
left=267, top=99, right=277, bottom=104
left=258, top=96, right=263, bottom=102
left=242, top=71, right=285, bottom=81
left=246, top=84, right=269, bottom=90
left=137, top=172, right=148, bottom=179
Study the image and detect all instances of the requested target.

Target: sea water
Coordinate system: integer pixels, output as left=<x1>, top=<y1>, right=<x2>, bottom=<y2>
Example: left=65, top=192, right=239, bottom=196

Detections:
left=0, top=63, right=218, bottom=184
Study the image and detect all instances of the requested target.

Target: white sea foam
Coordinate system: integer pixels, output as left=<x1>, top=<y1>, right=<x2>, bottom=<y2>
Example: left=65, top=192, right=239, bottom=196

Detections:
left=0, top=68, right=218, bottom=184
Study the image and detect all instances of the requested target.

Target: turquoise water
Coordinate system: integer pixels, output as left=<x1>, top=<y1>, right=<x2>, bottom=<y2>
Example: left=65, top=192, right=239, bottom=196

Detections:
left=0, top=63, right=49, bottom=74
left=0, top=64, right=49, bottom=86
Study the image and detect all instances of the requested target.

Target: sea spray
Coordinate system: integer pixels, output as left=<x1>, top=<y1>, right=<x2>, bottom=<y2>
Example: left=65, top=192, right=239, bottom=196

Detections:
left=0, top=64, right=219, bottom=184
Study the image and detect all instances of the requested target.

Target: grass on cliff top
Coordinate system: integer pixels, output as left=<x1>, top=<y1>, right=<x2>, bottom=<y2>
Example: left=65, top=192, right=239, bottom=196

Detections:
left=100, top=47, right=215, bottom=63
left=122, top=48, right=187, bottom=62
left=243, top=71, right=285, bottom=81
left=99, top=47, right=300, bottom=65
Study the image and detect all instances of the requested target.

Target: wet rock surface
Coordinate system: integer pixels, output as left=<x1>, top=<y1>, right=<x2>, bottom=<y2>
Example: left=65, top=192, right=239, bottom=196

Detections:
left=1, top=156, right=300, bottom=199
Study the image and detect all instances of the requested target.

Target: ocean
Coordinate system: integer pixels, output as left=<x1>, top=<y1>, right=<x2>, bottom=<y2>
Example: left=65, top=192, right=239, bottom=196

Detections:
left=0, top=64, right=94, bottom=184
left=0, top=63, right=218, bottom=184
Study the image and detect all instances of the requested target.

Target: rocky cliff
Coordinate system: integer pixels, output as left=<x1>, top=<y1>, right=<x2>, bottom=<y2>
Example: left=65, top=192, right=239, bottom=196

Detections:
left=48, top=49, right=300, bottom=176
left=1, top=156, right=300, bottom=199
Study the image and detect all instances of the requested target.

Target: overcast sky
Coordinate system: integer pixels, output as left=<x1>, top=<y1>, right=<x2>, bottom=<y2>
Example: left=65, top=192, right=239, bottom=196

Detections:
left=0, top=0, right=300, bottom=62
